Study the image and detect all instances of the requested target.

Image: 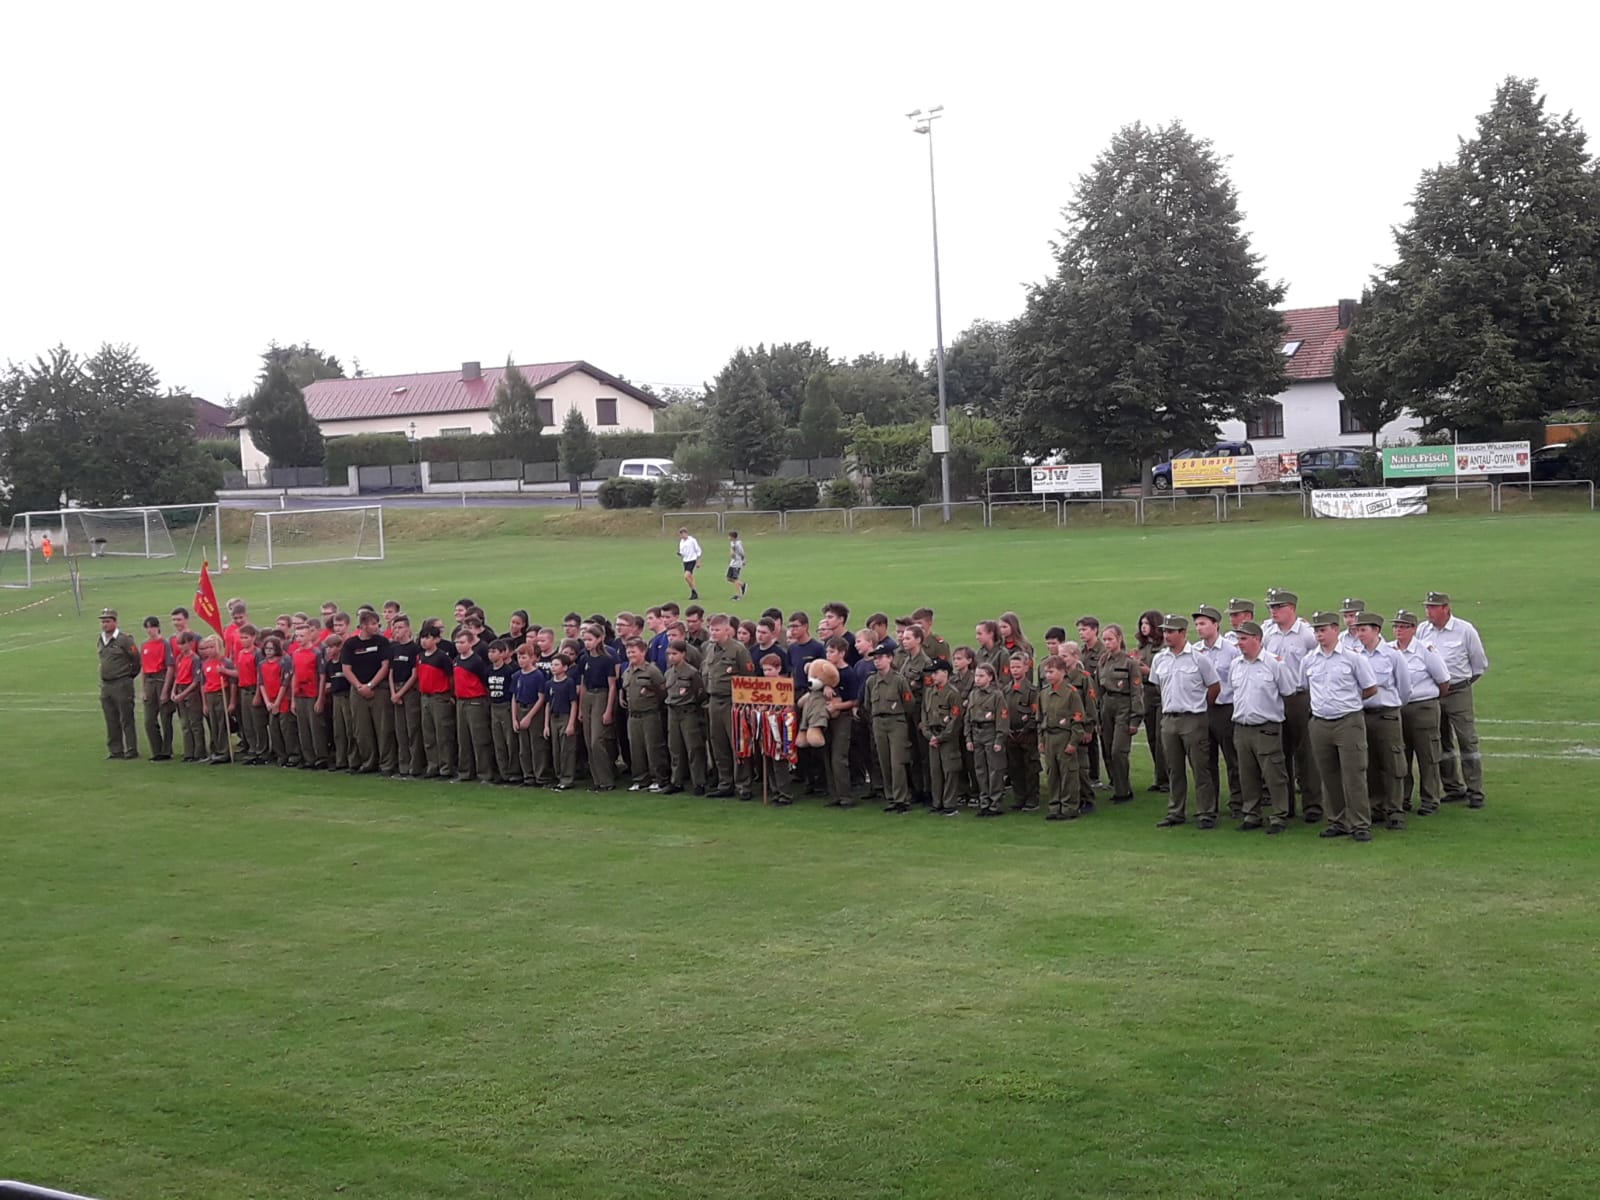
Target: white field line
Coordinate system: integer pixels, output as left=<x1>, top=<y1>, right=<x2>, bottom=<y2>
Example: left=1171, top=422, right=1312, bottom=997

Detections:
left=0, top=633, right=79, bottom=654
left=1480, top=719, right=1600, bottom=728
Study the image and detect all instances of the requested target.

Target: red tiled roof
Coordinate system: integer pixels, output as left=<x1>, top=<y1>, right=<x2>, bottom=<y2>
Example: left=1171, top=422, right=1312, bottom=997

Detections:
left=193, top=396, right=233, bottom=438
left=233, top=360, right=664, bottom=424
left=1280, top=306, right=1348, bottom=382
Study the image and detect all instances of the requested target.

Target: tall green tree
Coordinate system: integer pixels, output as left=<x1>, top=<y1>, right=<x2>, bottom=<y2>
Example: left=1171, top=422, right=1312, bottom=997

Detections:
left=708, top=348, right=785, bottom=477
left=1001, top=121, right=1287, bottom=487
left=797, top=371, right=844, bottom=458
left=939, top=319, right=1009, bottom=413
left=240, top=361, right=325, bottom=467
left=261, top=341, right=347, bottom=390
left=747, top=342, right=833, bottom=426
left=1331, top=297, right=1407, bottom=447
left=559, top=407, right=599, bottom=481
left=1349, top=77, right=1600, bottom=437
left=0, top=343, right=221, bottom=516
left=490, top=356, right=546, bottom=459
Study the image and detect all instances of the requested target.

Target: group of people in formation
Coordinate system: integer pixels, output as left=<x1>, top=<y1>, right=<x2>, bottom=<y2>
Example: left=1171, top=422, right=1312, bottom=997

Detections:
left=93, top=565, right=1490, bottom=843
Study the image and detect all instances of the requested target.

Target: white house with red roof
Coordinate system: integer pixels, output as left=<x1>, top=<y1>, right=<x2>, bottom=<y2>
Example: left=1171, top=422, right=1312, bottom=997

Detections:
left=1217, top=301, right=1422, bottom=451
left=235, top=359, right=662, bottom=473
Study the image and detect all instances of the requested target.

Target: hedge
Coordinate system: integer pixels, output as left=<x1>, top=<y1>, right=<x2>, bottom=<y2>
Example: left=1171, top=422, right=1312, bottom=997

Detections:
left=197, top=438, right=243, bottom=468
left=824, top=477, right=861, bottom=507
left=751, top=476, right=819, bottom=512
left=597, top=477, right=657, bottom=509
left=326, top=432, right=413, bottom=472
left=871, top=469, right=930, bottom=507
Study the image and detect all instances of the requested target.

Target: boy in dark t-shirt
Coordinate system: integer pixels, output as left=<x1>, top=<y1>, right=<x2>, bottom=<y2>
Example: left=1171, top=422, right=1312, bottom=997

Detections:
left=485, top=639, right=521, bottom=786
left=546, top=653, right=580, bottom=790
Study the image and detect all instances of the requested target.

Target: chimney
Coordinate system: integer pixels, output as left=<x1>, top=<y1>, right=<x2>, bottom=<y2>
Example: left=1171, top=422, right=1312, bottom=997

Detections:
left=462, top=361, right=482, bottom=381
left=1336, top=299, right=1356, bottom=330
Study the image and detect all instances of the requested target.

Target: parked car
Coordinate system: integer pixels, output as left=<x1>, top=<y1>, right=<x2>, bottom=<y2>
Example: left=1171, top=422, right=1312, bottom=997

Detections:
left=1531, top=442, right=1573, bottom=481
left=617, top=457, right=678, bottom=481
left=1150, top=441, right=1254, bottom=491
left=1293, top=446, right=1368, bottom=490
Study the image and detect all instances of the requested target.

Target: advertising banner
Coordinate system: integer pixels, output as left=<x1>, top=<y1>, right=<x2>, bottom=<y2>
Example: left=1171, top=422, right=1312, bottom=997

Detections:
left=732, top=676, right=795, bottom=707
left=1455, top=441, right=1531, bottom=475
left=1030, top=463, right=1104, bottom=493
left=1310, top=487, right=1428, bottom=519
left=1383, top=446, right=1455, bottom=479
left=1174, top=456, right=1248, bottom=488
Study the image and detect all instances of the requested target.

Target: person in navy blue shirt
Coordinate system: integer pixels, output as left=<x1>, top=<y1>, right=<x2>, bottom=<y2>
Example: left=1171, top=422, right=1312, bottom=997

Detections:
left=545, top=653, right=581, bottom=790
left=512, top=644, right=551, bottom=786
left=785, top=611, right=827, bottom=690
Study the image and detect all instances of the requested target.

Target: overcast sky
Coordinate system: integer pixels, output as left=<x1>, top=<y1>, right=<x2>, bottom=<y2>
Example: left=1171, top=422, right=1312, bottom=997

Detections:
left=4, top=2, right=1598, bottom=403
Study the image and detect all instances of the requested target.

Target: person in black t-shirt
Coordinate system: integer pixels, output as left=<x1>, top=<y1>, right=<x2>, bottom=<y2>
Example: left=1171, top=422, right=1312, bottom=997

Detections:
left=485, top=639, right=521, bottom=785
left=342, top=611, right=394, bottom=774
left=322, top=635, right=353, bottom=771
left=387, top=614, right=423, bottom=778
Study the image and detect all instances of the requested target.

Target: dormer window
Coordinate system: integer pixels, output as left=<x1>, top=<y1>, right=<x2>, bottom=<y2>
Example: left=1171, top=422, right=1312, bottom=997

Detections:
left=1280, top=341, right=1302, bottom=356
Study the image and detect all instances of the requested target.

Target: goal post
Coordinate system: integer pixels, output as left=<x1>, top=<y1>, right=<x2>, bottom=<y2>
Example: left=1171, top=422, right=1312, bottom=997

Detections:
left=246, top=505, right=385, bottom=570
left=0, top=503, right=222, bottom=588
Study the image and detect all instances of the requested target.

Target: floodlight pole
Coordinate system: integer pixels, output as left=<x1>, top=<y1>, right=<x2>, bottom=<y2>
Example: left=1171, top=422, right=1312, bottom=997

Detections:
left=910, top=105, right=952, bottom=522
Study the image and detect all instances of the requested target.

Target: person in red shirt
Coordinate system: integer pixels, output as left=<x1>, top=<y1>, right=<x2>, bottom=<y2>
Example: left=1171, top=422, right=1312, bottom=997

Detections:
left=258, top=634, right=300, bottom=767
left=140, top=615, right=176, bottom=761
left=451, top=631, right=494, bottom=783
left=290, top=626, right=327, bottom=768
left=223, top=600, right=248, bottom=658
left=198, top=634, right=234, bottom=764
left=415, top=620, right=457, bottom=779
left=169, top=632, right=203, bottom=761
left=234, top=624, right=266, bottom=764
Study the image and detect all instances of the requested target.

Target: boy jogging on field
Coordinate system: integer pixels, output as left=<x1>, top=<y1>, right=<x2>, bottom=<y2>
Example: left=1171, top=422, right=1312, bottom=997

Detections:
left=677, top=527, right=703, bottom=600
left=727, top=530, right=747, bottom=601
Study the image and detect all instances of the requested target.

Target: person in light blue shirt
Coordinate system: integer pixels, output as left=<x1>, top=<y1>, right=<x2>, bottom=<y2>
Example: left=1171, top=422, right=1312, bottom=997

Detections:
left=1301, top=612, right=1379, bottom=841
left=1194, top=605, right=1243, bottom=817
left=1391, top=610, right=1451, bottom=816
left=1228, top=620, right=1299, bottom=832
left=1354, top=613, right=1410, bottom=831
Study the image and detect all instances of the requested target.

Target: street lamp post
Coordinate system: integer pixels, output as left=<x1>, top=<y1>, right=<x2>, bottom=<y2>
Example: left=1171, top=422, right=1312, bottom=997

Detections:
left=908, top=106, right=952, bottom=522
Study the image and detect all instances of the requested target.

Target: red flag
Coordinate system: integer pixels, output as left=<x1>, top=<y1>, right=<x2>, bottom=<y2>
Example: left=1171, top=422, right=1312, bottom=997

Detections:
left=194, top=561, right=225, bottom=635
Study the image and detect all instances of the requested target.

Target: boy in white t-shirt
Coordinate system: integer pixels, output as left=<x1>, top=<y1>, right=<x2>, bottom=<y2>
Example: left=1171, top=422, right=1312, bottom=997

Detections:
left=677, top=527, right=703, bottom=600
left=727, top=530, right=747, bottom=602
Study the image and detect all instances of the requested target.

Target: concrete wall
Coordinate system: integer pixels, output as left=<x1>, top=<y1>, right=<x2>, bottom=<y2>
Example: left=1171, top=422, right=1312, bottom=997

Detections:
left=1218, top=379, right=1422, bottom=451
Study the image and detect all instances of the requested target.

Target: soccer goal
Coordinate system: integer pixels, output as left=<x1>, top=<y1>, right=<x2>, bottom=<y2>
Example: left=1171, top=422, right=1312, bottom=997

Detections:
left=246, top=505, right=385, bottom=570
left=0, top=503, right=222, bottom=588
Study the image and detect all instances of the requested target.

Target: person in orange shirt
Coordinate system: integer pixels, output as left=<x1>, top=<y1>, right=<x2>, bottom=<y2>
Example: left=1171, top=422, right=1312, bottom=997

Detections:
left=40, top=533, right=53, bottom=561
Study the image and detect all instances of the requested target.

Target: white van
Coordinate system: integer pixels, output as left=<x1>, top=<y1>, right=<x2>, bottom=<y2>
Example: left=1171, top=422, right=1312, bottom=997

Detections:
left=617, top=458, right=677, bottom=480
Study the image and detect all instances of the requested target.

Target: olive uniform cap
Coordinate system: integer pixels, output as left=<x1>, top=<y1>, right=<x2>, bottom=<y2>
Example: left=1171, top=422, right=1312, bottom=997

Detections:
left=1354, top=611, right=1385, bottom=628
left=1192, top=605, right=1223, bottom=623
left=1265, top=588, right=1298, bottom=608
left=1226, top=598, right=1255, bottom=615
left=1340, top=597, right=1367, bottom=613
left=1158, top=613, right=1189, bottom=632
left=1425, top=591, right=1451, bottom=606
left=1309, top=611, right=1341, bottom=628
left=100, top=608, right=118, bottom=620
left=1393, top=610, right=1420, bottom=627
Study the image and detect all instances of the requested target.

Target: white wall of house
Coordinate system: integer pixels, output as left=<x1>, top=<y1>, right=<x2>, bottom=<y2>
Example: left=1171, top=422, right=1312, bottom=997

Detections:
left=1218, top=379, right=1423, bottom=451
left=234, top=367, right=657, bottom=472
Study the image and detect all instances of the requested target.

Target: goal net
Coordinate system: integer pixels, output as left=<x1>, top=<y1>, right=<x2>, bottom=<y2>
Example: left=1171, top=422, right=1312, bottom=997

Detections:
left=0, top=504, right=221, bottom=588
left=246, top=505, right=385, bottom=570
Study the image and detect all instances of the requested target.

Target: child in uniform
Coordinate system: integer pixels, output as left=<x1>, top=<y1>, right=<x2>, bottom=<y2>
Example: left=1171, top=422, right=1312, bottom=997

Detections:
left=546, top=653, right=580, bottom=790
left=950, top=645, right=978, bottom=805
left=387, top=615, right=424, bottom=779
left=415, top=622, right=457, bottom=779
left=663, top=639, right=706, bottom=795
left=622, top=637, right=669, bottom=792
left=140, top=616, right=175, bottom=761
left=1039, top=654, right=1087, bottom=821
left=919, top=658, right=963, bottom=816
left=235, top=624, right=266, bottom=764
left=291, top=625, right=327, bottom=769
left=965, top=662, right=1009, bottom=816
left=486, top=639, right=522, bottom=786
left=823, top=637, right=859, bottom=807
left=323, top=634, right=353, bottom=771
left=198, top=634, right=233, bottom=764
left=171, top=632, right=204, bottom=761
left=1005, top=652, right=1041, bottom=811
left=452, top=631, right=496, bottom=783
left=512, top=644, right=551, bottom=787
left=259, top=634, right=300, bottom=767
left=866, top=641, right=914, bottom=813
left=758, top=653, right=795, bottom=804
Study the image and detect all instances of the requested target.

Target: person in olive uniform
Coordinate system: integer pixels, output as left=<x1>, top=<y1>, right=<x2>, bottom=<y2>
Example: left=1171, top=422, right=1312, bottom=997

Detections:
left=1353, top=612, right=1411, bottom=830
left=1227, top=620, right=1297, bottom=832
left=97, top=608, right=141, bottom=759
left=965, top=662, right=1009, bottom=816
left=920, top=658, right=964, bottom=816
left=622, top=637, right=669, bottom=792
left=867, top=641, right=915, bottom=812
left=1075, top=617, right=1105, bottom=788
left=663, top=639, right=707, bottom=795
left=1421, top=591, right=1490, bottom=809
left=1134, top=610, right=1169, bottom=792
left=1262, top=588, right=1322, bottom=822
left=1223, top=598, right=1255, bottom=647
left=1193, top=605, right=1242, bottom=816
left=1302, top=612, right=1379, bottom=841
left=1004, top=652, right=1041, bottom=811
left=1038, top=654, right=1087, bottom=820
left=1150, top=614, right=1221, bottom=829
left=895, top=624, right=934, bottom=804
left=1093, top=622, right=1143, bottom=803
left=1390, top=610, right=1450, bottom=816
left=703, top=613, right=756, bottom=799
left=1059, top=641, right=1099, bottom=812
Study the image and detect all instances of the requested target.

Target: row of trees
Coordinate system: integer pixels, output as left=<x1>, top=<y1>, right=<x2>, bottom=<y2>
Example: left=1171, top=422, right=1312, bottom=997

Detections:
left=668, top=76, right=1600, bottom=492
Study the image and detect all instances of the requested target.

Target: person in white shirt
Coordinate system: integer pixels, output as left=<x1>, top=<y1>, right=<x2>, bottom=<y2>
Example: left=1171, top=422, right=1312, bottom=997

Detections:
left=1422, top=591, right=1489, bottom=808
left=1353, top=613, right=1411, bottom=832
left=1263, top=588, right=1322, bottom=824
left=1301, top=612, right=1379, bottom=842
left=1193, top=605, right=1243, bottom=816
left=1150, top=614, right=1221, bottom=829
left=1391, top=609, right=1451, bottom=816
left=676, top=527, right=704, bottom=600
left=1228, top=620, right=1299, bottom=832
left=1338, top=598, right=1367, bottom=653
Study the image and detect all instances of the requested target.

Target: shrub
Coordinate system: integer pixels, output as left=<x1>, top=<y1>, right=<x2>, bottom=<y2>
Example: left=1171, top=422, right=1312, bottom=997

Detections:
left=1563, top=428, right=1600, bottom=482
left=824, top=477, right=861, bottom=507
left=751, top=476, right=819, bottom=512
left=654, top=478, right=689, bottom=510
left=673, top=436, right=725, bottom=505
left=871, top=469, right=929, bottom=507
left=419, top=432, right=522, bottom=462
left=597, top=477, right=656, bottom=509
left=325, top=432, right=413, bottom=472
left=197, top=438, right=243, bottom=468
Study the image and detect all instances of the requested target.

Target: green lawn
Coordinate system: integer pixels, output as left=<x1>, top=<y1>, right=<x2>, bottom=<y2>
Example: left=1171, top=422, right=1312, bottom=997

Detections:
left=3, top=509, right=1599, bottom=1199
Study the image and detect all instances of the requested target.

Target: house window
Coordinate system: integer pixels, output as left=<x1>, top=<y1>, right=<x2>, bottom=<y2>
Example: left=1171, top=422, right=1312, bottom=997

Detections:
left=1280, top=340, right=1302, bottom=356
left=1338, top=400, right=1371, bottom=435
left=1246, top=401, right=1284, bottom=439
left=440, top=426, right=472, bottom=437
left=538, top=398, right=554, bottom=428
left=595, top=398, right=618, bottom=426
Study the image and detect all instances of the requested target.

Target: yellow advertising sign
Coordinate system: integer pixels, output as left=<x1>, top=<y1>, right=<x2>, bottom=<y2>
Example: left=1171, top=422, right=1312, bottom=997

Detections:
left=1172, top=456, right=1242, bottom=488
left=732, top=675, right=795, bottom=707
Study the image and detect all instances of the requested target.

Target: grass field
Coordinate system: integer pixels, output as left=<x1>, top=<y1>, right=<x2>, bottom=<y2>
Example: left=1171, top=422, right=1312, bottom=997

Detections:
left=3, top=508, right=1599, bottom=1199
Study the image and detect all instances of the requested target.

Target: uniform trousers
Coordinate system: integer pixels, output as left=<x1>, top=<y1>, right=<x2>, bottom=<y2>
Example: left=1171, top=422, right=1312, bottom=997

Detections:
left=268, top=705, right=300, bottom=764
left=628, top=709, right=669, bottom=787
left=1400, top=698, right=1444, bottom=814
left=1310, top=711, right=1369, bottom=833
left=1098, top=696, right=1137, bottom=799
left=349, top=687, right=396, bottom=773
left=667, top=705, right=706, bottom=790
left=238, top=686, right=266, bottom=759
left=420, top=693, right=457, bottom=777
left=707, top=696, right=752, bottom=796
left=456, top=697, right=495, bottom=780
left=872, top=716, right=911, bottom=806
left=1282, top=691, right=1323, bottom=820
left=550, top=713, right=578, bottom=786
left=1142, top=684, right=1168, bottom=787
left=490, top=704, right=522, bottom=783
left=1042, top=731, right=1081, bottom=816
left=969, top=724, right=1006, bottom=811
left=1438, top=683, right=1484, bottom=804
left=1161, top=710, right=1216, bottom=821
left=826, top=712, right=854, bottom=803
left=1006, top=731, right=1040, bottom=808
left=516, top=710, right=553, bottom=786
left=1364, top=706, right=1406, bottom=824
left=580, top=690, right=617, bottom=787
left=142, top=674, right=173, bottom=758
left=293, top=695, right=327, bottom=766
left=392, top=690, right=425, bottom=776
left=101, top=675, right=137, bottom=757
left=1206, top=700, right=1241, bottom=814
left=1234, top=720, right=1290, bottom=825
